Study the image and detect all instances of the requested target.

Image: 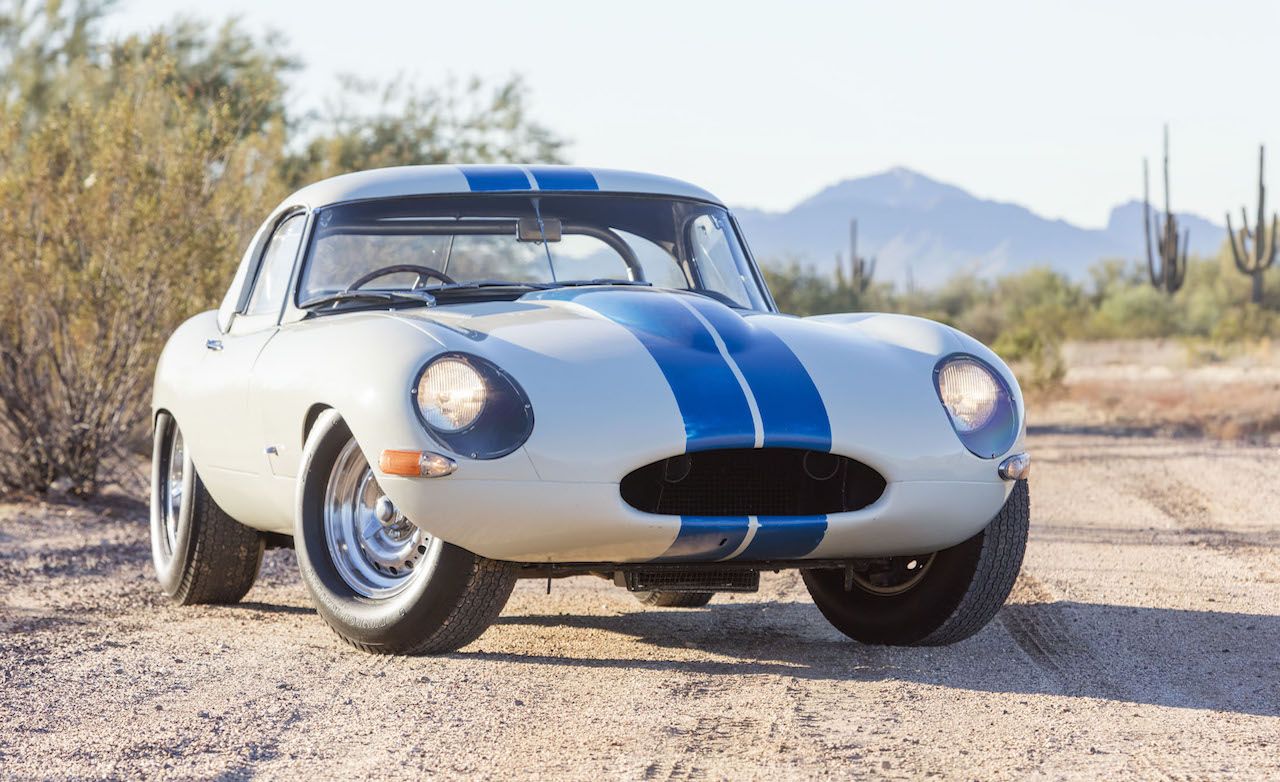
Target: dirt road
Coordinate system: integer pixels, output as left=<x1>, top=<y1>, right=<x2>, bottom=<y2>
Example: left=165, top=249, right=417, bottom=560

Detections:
left=2, top=432, right=1278, bottom=780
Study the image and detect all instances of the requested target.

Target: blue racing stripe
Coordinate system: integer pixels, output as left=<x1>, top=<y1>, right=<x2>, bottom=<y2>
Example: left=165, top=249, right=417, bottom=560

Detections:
left=737, top=516, right=828, bottom=560
left=527, top=166, right=598, bottom=191
left=655, top=516, right=750, bottom=562
left=459, top=165, right=532, bottom=192
left=527, top=288, right=756, bottom=450
left=684, top=298, right=832, bottom=451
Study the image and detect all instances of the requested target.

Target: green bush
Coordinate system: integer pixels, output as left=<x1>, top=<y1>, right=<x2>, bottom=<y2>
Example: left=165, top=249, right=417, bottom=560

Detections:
left=0, top=57, right=282, bottom=496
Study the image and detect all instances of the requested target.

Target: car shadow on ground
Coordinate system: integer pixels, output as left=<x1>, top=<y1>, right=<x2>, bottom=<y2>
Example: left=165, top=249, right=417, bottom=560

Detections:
left=228, top=601, right=314, bottom=616
left=485, top=599, right=1279, bottom=718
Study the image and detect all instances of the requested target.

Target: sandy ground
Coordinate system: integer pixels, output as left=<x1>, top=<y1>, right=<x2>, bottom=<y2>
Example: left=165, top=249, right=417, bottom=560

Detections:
left=1034, top=340, right=1280, bottom=443
left=2, top=431, right=1278, bottom=780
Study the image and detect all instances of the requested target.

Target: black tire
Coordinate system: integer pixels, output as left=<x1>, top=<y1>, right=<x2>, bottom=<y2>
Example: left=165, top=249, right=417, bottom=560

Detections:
left=294, top=410, right=517, bottom=655
left=635, top=591, right=715, bottom=608
left=803, top=479, right=1029, bottom=646
left=149, top=411, right=263, bottom=605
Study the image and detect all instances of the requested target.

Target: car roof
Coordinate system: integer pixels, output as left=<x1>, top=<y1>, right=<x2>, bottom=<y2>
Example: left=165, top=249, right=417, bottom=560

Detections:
left=282, top=164, right=725, bottom=209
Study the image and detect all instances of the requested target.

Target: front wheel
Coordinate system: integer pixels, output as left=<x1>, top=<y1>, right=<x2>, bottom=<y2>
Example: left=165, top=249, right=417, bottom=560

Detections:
left=294, top=411, right=517, bottom=654
left=803, top=479, right=1029, bottom=646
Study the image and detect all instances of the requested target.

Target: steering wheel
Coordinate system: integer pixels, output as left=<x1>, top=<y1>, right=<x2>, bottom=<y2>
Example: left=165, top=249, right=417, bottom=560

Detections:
left=347, top=264, right=456, bottom=291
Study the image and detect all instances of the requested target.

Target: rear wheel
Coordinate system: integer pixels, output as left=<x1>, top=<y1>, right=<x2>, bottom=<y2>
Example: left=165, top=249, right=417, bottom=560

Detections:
left=149, top=411, right=263, bottom=605
left=634, top=591, right=714, bottom=608
left=294, top=411, right=517, bottom=654
left=803, top=479, right=1029, bottom=646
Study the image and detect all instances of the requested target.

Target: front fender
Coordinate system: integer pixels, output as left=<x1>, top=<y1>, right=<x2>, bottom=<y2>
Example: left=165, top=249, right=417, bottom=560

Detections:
left=800, top=311, right=1027, bottom=476
left=255, top=312, right=541, bottom=489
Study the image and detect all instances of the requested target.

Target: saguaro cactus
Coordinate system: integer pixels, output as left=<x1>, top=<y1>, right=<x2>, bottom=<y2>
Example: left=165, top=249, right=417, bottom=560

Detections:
left=1144, top=125, right=1188, bottom=295
left=1226, top=145, right=1277, bottom=305
left=843, top=218, right=875, bottom=293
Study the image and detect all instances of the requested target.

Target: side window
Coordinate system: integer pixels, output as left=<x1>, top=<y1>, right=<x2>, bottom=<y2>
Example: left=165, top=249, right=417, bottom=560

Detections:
left=689, top=214, right=752, bottom=307
left=243, top=213, right=306, bottom=317
left=620, top=230, right=688, bottom=289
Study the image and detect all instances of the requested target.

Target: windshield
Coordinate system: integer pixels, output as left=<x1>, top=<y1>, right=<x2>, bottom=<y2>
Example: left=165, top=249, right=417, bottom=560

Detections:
left=296, top=194, right=771, bottom=310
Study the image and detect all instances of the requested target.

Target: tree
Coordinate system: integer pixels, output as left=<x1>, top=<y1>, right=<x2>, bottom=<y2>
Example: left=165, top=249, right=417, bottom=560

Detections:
left=283, top=74, right=565, bottom=186
left=0, top=0, right=114, bottom=125
left=105, top=17, right=300, bottom=138
left=1, top=2, right=299, bottom=142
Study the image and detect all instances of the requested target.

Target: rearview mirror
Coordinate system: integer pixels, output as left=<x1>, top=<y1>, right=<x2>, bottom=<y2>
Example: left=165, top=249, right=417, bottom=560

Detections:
left=517, top=217, right=562, bottom=242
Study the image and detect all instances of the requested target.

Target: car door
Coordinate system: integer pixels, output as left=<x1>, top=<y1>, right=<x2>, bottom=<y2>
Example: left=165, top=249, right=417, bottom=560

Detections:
left=194, top=211, right=307, bottom=478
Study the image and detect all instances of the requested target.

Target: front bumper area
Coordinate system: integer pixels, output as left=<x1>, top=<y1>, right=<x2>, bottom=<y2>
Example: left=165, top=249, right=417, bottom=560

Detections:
left=380, top=475, right=1013, bottom=563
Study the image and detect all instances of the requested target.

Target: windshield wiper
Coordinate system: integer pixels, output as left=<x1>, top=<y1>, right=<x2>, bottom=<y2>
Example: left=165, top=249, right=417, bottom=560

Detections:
left=421, top=279, right=652, bottom=294
left=545, top=278, right=652, bottom=288
left=421, top=280, right=543, bottom=292
left=301, top=289, right=437, bottom=309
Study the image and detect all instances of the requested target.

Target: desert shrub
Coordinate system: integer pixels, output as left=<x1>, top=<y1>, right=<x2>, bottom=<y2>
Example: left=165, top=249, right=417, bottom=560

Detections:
left=1210, top=303, right=1280, bottom=342
left=765, top=252, right=1280, bottom=352
left=0, top=57, right=282, bottom=496
left=1088, top=284, right=1179, bottom=338
left=991, top=324, right=1066, bottom=390
left=764, top=259, right=885, bottom=316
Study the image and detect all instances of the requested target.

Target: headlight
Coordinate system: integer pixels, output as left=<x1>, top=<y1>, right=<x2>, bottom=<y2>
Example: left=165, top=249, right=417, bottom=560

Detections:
left=413, top=353, right=534, bottom=459
left=937, top=358, right=999, bottom=432
left=417, top=358, right=486, bottom=432
left=934, top=355, right=1018, bottom=458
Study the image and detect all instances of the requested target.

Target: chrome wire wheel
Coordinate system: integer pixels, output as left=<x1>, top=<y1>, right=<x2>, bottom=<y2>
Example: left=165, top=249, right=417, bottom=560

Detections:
left=849, top=554, right=936, bottom=596
left=160, top=426, right=185, bottom=557
left=323, top=439, right=431, bottom=599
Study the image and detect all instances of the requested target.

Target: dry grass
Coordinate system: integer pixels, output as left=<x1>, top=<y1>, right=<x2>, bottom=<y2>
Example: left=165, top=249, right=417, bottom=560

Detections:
left=1028, top=339, right=1280, bottom=443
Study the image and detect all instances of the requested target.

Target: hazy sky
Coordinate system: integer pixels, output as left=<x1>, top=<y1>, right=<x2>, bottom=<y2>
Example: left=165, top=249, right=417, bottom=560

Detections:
left=106, top=0, right=1278, bottom=227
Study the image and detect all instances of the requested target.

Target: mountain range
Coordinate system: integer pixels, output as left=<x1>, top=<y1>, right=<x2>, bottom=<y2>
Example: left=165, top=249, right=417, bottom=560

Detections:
left=732, top=167, right=1225, bottom=287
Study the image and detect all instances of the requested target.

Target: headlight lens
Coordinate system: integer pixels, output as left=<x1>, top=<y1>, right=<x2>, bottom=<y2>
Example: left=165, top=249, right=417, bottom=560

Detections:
left=413, top=353, right=534, bottom=459
left=417, top=358, right=486, bottom=432
left=934, top=355, right=1018, bottom=458
left=937, top=359, right=1000, bottom=432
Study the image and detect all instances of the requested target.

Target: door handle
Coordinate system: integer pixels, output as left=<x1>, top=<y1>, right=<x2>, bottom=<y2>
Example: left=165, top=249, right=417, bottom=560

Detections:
left=205, top=339, right=223, bottom=352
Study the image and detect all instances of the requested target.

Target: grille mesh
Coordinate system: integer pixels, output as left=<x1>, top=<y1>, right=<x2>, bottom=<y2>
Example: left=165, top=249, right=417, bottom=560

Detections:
left=620, top=448, right=885, bottom=517
left=625, top=568, right=760, bottom=592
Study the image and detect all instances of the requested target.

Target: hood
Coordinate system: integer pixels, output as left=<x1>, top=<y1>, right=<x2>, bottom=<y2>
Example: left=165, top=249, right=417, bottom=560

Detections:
left=392, top=287, right=1009, bottom=484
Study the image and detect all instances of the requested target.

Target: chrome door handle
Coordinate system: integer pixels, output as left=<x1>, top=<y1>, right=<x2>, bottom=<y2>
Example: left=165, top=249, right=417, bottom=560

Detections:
left=206, top=339, right=223, bottom=352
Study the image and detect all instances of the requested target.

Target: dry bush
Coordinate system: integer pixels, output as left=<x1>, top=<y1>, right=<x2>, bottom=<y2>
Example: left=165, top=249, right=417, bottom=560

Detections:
left=0, top=57, right=282, bottom=497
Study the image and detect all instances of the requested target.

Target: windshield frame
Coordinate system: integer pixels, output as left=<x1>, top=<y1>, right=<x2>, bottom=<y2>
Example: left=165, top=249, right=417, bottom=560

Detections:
left=289, top=192, right=776, bottom=315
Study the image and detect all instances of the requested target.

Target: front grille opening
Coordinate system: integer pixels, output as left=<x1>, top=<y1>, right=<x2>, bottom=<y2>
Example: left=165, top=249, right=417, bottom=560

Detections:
left=620, top=448, right=886, bottom=516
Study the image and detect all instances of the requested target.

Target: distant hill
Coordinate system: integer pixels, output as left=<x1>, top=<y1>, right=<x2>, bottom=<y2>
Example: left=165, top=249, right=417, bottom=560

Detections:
left=732, top=167, right=1225, bottom=287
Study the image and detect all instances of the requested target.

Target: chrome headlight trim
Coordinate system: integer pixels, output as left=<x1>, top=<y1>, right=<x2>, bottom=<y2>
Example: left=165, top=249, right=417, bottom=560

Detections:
left=932, top=353, right=1019, bottom=459
left=412, top=352, right=534, bottom=460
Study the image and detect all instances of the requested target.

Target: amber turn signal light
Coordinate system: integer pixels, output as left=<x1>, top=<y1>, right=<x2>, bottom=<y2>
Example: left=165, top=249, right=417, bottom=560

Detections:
left=379, top=449, right=458, bottom=478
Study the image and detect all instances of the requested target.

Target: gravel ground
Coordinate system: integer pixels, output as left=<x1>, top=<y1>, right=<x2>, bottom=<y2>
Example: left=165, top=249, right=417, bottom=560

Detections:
left=2, top=432, right=1278, bottom=780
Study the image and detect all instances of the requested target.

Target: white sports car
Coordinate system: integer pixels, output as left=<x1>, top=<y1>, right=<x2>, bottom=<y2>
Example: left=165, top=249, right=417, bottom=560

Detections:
left=150, top=165, right=1030, bottom=654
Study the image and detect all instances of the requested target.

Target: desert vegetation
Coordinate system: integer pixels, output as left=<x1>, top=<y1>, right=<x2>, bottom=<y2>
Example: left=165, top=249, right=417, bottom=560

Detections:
left=0, top=0, right=563, bottom=497
left=767, top=253, right=1278, bottom=379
